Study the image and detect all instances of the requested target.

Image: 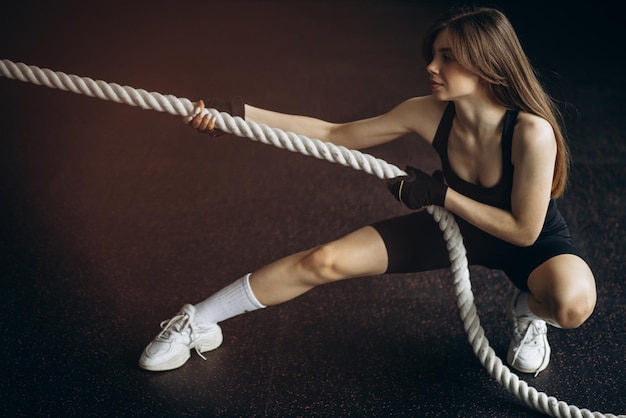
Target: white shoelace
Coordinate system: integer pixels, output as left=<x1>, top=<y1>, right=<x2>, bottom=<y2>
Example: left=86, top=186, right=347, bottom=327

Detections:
left=512, top=318, right=548, bottom=377
left=157, top=313, right=207, bottom=360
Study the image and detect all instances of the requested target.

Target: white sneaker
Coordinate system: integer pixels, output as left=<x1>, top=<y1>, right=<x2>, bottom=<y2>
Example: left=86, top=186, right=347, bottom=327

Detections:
left=506, top=291, right=551, bottom=376
left=139, top=304, right=223, bottom=371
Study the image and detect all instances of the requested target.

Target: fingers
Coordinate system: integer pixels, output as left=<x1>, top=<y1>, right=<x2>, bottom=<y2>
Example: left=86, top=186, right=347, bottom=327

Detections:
left=183, top=99, right=204, bottom=124
left=191, top=113, right=203, bottom=129
left=197, top=114, right=216, bottom=131
left=183, top=99, right=218, bottom=133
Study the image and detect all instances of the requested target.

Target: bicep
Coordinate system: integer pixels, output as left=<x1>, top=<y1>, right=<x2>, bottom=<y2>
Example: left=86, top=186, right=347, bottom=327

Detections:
left=510, top=119, right=557, bottom=238
left=330, top=96, right=443, bottom=149
left=329, top=114, right=408, bottom=149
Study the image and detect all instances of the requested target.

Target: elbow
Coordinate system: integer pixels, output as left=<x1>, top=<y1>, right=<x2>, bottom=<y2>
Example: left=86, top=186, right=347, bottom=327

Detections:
left=512, top=227, right=541, bottom=247
left=515, top=237, right=538, bottom=247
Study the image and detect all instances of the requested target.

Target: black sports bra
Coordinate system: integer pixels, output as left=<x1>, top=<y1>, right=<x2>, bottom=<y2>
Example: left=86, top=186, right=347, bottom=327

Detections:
left=432, top=102, right=519, bottom=210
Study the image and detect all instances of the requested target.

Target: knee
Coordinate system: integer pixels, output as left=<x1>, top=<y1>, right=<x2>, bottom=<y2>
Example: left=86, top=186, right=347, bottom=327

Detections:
left=552, top=285, right=596, bottom=329
left=297, top=244, right=344, bottom=285
left=530, top=256, right=597, bottom=329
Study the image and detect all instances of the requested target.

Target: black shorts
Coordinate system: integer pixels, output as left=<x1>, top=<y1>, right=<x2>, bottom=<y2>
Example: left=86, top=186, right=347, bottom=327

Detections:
left=371, top=209, right=581, bottom=291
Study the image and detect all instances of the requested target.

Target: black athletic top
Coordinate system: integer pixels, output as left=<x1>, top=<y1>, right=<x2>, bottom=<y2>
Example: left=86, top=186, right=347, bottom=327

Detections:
left=372, top=101, right=579, bottom=290
left=431, top=102, right=568, bottom=241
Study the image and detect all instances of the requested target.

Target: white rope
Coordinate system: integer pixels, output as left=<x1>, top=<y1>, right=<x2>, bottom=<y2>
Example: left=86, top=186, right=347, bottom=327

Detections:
left=0, top=58, right=622, bottom=418
left=0, top=60, right=402, bottom=180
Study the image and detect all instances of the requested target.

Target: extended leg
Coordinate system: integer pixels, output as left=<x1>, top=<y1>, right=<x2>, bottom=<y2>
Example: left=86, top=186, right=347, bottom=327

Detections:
left=139, top=226, right=389, bottom=371
left=248, top=225, right=389, bottom=306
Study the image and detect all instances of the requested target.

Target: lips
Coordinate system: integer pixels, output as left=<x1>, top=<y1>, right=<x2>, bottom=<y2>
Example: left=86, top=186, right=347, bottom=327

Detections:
left=431, top=81, right=443, bottom=89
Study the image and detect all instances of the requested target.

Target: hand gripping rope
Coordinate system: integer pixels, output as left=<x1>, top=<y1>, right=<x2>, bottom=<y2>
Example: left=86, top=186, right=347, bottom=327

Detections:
left=0, top=58, right=623, bottom=418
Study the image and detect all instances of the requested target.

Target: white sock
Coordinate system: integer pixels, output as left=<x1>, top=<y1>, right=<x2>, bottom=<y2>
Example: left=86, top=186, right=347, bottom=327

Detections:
left=194, top=274, right=266, bottom=325
left=514, top=291, right=542, bottom=321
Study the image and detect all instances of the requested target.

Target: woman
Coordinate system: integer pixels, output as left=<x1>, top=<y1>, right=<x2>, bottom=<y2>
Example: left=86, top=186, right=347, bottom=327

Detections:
left=139, top=6, right=596, bottom=376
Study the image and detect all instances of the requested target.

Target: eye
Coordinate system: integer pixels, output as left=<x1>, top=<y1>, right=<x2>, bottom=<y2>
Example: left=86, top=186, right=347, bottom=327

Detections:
left=442, top=54, right=454, bottom=63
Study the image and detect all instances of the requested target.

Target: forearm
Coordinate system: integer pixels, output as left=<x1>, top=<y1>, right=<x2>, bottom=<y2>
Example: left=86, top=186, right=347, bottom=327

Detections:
left=245, top=104, right=336, bottom=142
left=444, top=189, right=540, bottom=247
left=245, top=104, right=406, bottom=150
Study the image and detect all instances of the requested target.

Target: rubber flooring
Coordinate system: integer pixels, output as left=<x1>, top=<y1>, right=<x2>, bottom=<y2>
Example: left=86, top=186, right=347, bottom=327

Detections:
left=0, top=1, right=624, bottom=417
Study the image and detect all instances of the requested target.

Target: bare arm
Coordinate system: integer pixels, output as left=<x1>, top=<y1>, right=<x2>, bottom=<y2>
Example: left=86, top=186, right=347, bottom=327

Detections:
left=188, top=96, right=445, bottom=150
left=444, top=114, right=556, bottom=246
left=246, top=96, right=445, bottom=149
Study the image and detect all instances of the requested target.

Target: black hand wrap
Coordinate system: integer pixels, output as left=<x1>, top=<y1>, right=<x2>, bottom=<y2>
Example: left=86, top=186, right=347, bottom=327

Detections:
left=387, top=166, right=448, bottom=209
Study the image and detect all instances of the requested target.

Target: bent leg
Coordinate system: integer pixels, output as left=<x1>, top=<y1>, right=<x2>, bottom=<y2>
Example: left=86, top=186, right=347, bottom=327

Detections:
left=250, top=226, right=389, bottom=306
left=526, top=254, right=597, bottom=329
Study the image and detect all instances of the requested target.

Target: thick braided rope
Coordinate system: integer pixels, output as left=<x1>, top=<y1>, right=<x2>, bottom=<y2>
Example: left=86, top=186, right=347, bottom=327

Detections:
left=0, top=59, right=622, bottom=418
left=0, top=60, right=401, bottom=180
left=425, top=206, right=623, bottom=418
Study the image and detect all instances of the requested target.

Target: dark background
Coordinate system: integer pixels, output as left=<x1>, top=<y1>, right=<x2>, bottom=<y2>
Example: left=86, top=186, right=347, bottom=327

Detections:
left=1, top=1, right=624, bottom=417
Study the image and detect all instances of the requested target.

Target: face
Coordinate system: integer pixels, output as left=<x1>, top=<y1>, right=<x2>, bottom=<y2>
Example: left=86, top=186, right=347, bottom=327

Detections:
left=426, top=29, right=481, bottom=101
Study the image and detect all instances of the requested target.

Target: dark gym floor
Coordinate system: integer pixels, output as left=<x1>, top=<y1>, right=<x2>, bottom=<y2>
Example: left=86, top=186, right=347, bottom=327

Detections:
left=1, top=1, right=624, bottom=417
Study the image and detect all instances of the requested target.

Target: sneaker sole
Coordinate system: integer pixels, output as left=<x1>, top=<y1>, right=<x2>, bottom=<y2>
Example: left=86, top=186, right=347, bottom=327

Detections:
left=506, top=338, right=551, bottom=374
left=139, top=326, right=224, bottom=372
left=196, top=327, right=224, bottom=354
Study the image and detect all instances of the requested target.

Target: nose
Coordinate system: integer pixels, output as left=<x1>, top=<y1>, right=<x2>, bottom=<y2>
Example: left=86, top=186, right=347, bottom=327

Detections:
left=426, top=59, right=438, bottom=75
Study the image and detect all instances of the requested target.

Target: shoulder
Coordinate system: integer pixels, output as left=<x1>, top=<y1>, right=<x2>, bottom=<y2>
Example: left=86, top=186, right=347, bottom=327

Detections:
left=391, top=96, right=449, bottom=141
left=513, top=112, right=555, bottom=145
left=511, top=111, right=557, bottom=163
left=399, top=95, right=448, bottom=118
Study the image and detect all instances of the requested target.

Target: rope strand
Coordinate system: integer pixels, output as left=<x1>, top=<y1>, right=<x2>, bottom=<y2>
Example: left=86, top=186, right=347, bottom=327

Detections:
left=1, top=58, right=622, bottom=418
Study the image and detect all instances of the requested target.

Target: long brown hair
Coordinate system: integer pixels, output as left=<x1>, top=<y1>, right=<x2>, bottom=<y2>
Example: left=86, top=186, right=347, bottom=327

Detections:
left=422, top=7, right=569, bottom=197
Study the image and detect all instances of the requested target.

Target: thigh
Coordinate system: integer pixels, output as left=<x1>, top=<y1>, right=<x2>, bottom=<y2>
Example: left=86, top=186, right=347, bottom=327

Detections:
left=371, top=210, right=451, bottom=274
left=527, top=254, right=596, bottom=300
left=504, top=236, right=581, bottom=292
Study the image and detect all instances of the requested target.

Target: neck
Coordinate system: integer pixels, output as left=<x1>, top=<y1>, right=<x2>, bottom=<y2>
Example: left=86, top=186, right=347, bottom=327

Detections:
left=452, top=94, right=508, bottom=140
